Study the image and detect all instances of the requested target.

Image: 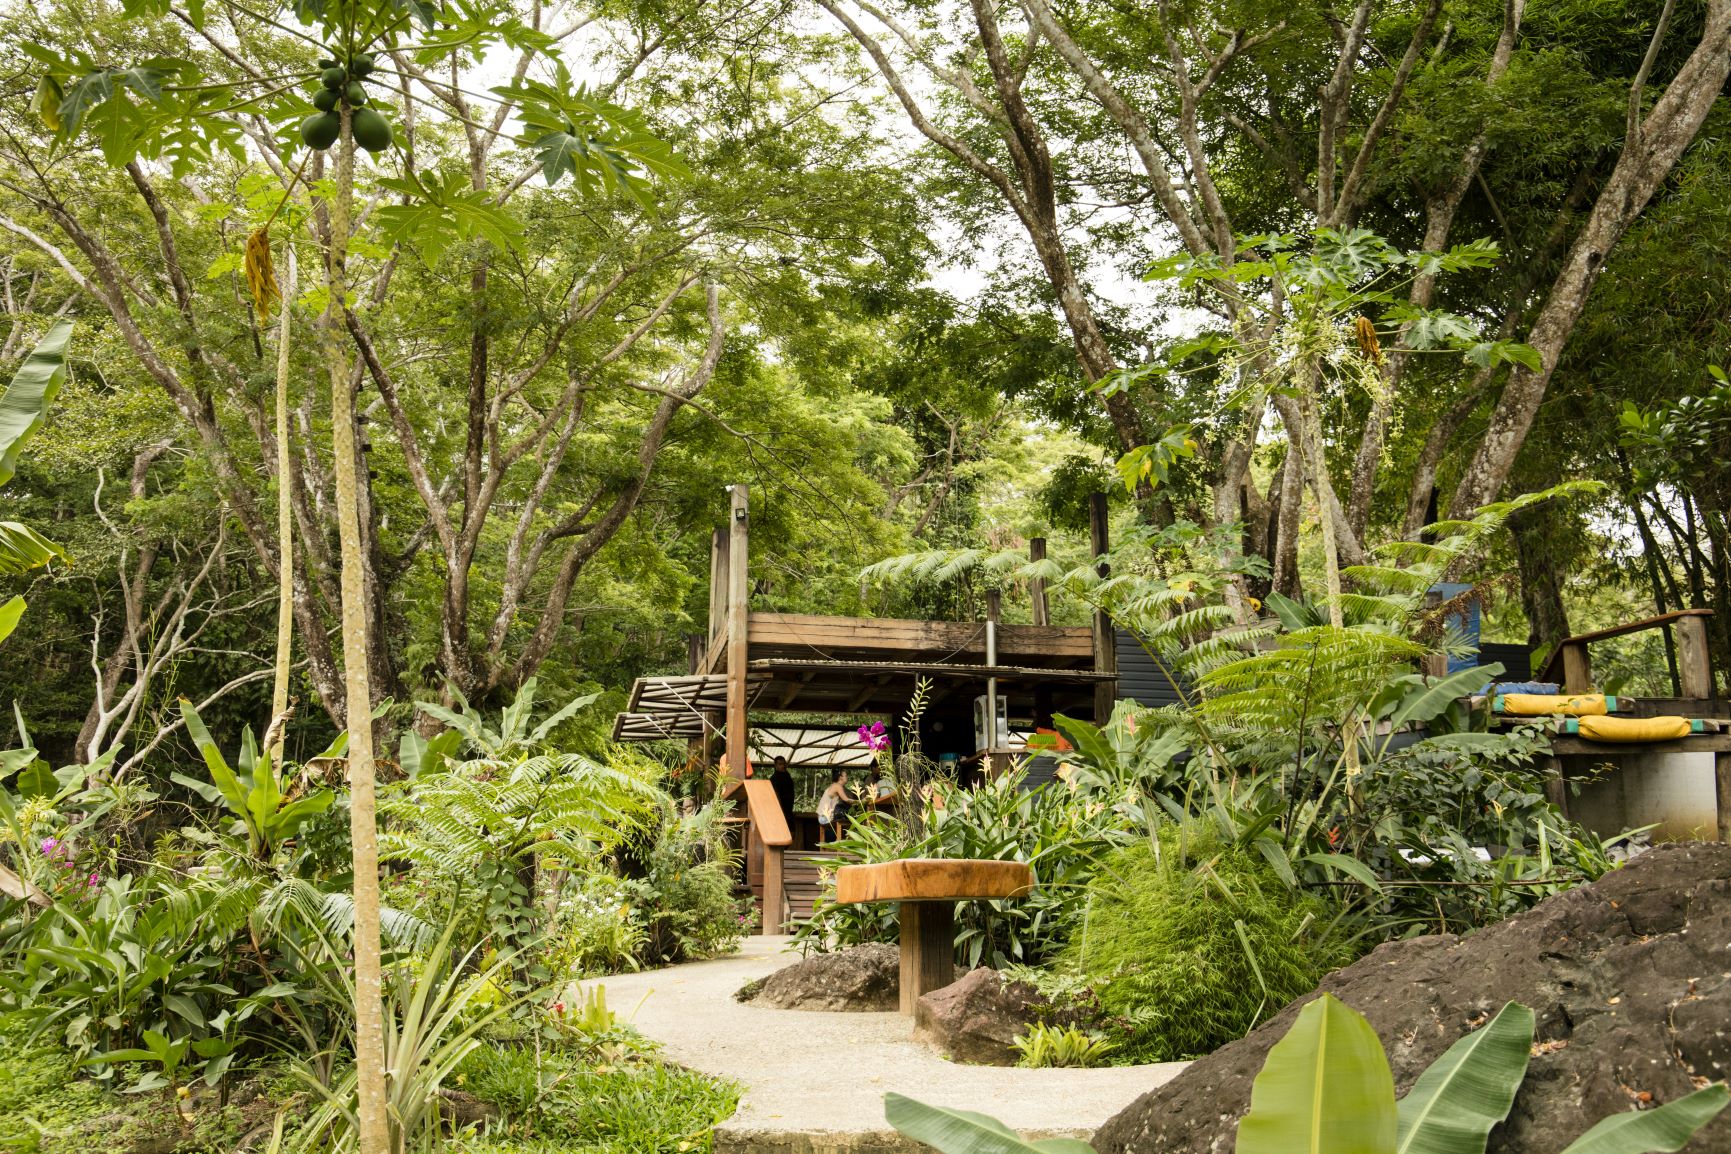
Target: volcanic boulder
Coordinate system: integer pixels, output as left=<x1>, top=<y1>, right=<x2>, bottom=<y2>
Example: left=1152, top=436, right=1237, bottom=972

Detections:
left=1094, top=841, right=1731, bottom=1154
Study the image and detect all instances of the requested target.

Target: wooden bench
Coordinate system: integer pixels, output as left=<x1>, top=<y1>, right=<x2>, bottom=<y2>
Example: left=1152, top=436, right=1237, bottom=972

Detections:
left=834, top=858, right=1035, bottom=1014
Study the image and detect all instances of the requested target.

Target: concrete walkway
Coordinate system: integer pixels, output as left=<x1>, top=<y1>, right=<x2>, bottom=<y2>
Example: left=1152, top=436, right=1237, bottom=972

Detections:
left=594, top=936, right=1187, bottom=1154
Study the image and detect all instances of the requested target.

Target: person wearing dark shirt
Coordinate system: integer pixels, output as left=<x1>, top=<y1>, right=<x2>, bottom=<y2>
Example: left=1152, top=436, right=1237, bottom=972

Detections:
left=768, top=755, right=797, bottom=845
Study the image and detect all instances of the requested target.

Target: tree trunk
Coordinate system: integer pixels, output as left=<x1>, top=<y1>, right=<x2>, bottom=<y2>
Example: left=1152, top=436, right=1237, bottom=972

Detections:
left=270, top=246, right=296, bottom=770
left=1450, top=0, right=1731, bottom=514
left=1510, top=503, right=1572, bottom=657
left=321, top=108, right=389, bottom=1154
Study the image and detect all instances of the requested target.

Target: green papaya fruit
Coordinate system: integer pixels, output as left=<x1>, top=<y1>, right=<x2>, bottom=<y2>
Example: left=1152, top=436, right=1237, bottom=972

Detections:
left=350, top=53, right=375, bottom=78
left=299, top=111, right=341, bottom=151
left=317, top=57, right=335, bottom=69
left=321, top=66, right=347, bottom=90
left=312, top=88, right=338, bottom=112
left=345, top=81, right=367, bottom=106
left=351, top=106, right=392, bottom=153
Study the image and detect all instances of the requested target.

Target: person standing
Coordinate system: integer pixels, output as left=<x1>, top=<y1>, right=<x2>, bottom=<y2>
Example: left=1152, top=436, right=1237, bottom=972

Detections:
left=768, top=756, right=797, bottom=846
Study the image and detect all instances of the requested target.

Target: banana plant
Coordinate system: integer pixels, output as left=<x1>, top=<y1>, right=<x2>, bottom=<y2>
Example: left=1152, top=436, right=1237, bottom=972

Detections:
left=0, top=319, right=74, bottom=645
left=886, top=995, right=1731, bottom=1154
left=414, top=676, right=598, bottom=759
left=173, top=699, right=337, bottom=860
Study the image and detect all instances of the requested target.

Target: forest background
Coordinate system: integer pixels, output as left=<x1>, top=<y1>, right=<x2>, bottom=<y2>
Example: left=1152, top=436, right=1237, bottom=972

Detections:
left=2, top=0, right=1729, bottom=765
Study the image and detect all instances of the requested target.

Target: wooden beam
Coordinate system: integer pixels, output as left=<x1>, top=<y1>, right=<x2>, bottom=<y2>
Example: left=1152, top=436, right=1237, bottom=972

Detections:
left=1559, top=642, right=1593, bottom=695
left=1676, top=613, right=1714, bottom=699
left=708, top=529, right=726, bottom=658
left=898, top=902, right=953, bottom=1015
left=846, top=674, right=893, bottom=712
left=1090, top=493, right=1116, bottom=723
left=746, top=613, right=1093, bottom=662
left=777, top=669, right=817, bottom=708
left=725, top=485, right=750, bottom=782
left=1028, top=538, right=1049, bottom=626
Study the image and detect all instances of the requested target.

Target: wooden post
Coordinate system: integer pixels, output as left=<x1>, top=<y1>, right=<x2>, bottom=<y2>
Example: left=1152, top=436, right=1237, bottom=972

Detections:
left=898, top=902, right=955, bottom=1015
left=1559, top=642, right=1593, bottom=694
left=1028, top=537, right=1049, bottom=626
left=1676, top=613, right=1714, bottom=700
left=1089, top=493, right=1116, bottom=723
left=984, top=589, right=1001, bottom=772
left=762, top=840, right=784, bottom=935
left=1717, top=751, right=1731, bottom=844
left=725, top=485, right=750, bottom=783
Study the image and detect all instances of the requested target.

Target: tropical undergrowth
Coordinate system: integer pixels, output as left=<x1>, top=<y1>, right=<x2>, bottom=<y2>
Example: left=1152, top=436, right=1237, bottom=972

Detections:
left=0, top=680, right=746, bottom=1152
left=816, top=485, right=1624, bottom=1066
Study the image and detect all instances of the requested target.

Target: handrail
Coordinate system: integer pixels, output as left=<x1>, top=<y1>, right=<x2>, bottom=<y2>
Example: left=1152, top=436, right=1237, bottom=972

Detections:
left=1545, top=608, right=1711, bottom=651
left=741, top=778, right=792, bottom=847
left=1540, top=608, right=1714, bottom=697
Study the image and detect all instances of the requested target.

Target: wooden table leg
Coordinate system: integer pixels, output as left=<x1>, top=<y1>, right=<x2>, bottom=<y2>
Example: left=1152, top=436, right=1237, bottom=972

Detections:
left=898, top=901, right=955, bottom=1015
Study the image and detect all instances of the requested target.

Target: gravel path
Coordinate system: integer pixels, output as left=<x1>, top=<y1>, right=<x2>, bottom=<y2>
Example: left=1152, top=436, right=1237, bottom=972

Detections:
left=593, top=936, right=1187, bottom=1154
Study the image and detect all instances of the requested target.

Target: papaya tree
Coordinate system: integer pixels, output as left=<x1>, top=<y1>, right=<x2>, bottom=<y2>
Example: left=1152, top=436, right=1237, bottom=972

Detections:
left=19, top=2, right=684, bottom=1149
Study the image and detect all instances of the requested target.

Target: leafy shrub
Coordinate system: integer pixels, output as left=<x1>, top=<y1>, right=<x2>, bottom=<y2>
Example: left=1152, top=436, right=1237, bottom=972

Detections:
left=544, top=873, right=648, bottom=977
left=619, top=797, right=751, bottom=966
left=1059, top=826, right=1352, bottom=1063
left=795, top=768, right=1125, bottom=968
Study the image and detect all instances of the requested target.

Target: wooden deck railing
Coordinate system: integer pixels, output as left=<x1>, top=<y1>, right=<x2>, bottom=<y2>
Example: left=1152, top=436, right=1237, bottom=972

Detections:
left=1539, top=608, right=1714, bottom=698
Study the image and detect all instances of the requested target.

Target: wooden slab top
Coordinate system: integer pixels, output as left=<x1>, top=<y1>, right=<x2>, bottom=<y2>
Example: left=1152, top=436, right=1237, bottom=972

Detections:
left=834, top=858, right=1035, bottom=904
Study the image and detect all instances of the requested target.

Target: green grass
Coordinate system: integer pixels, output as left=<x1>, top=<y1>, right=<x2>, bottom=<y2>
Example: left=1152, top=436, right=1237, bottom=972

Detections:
left=449, top=1043, right=740, bottom=1154
left=0, top=1022, right=290, bottom=1153
left=0, top=1021, right=737, bottom=1154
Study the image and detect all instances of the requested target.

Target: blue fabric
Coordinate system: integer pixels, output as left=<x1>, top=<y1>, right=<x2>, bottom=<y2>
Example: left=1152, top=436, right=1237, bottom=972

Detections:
left=1489, top=681, right=1560, bottom=695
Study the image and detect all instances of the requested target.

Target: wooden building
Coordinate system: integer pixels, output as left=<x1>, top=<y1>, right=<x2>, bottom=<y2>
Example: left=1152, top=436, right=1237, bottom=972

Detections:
left=610, top=484, right=1120, bottom=932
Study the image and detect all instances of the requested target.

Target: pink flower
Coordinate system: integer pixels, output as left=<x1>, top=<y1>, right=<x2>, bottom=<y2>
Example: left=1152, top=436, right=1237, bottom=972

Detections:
left=551, top=1001, right=565, bottom=1016
left=856, top=722, right=890, bottom=752
left=86, top=872, right=101, bottom=887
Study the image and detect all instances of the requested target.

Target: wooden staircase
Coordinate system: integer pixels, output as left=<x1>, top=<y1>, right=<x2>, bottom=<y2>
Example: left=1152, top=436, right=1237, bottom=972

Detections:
left=783, top=849, right=847, bottom=923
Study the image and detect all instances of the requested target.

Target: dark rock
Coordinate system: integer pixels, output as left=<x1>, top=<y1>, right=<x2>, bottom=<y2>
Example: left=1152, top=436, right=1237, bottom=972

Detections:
left=747, top=944, right=900, bottom=1011
left=913, top=967, right=1046, bottom=1065
left=438, top=1088, right=499, bottom=1131
left=1093, top=842, right=1731, bottom=1154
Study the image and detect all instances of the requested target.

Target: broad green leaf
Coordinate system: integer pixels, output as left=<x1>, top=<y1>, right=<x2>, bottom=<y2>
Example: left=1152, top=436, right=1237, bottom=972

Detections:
left=178, top=698, right=248, bottom=814
left=527, top=690, right=598, bottom=744
left=1235, top=994, right=1397, bottom=1154
left=1557, top=1085, right=1730, bottom=1154
left=1396, top=1002, right=1533, bottom=1154
left=0, top=521, right=67, bottom=574
left=1301, top=853, right=1385, bottom=894
left=884, top=1093, right=1096, bottom=1154
left=0, top=319, right=72, bottom=486
left=1384, top=664, right=1504, bottom=732
left=0, top=595, right=23, bottom=644
left=15, top=760, right=56, bottom=798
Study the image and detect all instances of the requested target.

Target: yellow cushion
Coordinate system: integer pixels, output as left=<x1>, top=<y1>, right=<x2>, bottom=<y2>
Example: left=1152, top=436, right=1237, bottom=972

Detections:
left=1499, top=693, right=1611, bottom=716
left=1575, top=715, right=1692, bottom=743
